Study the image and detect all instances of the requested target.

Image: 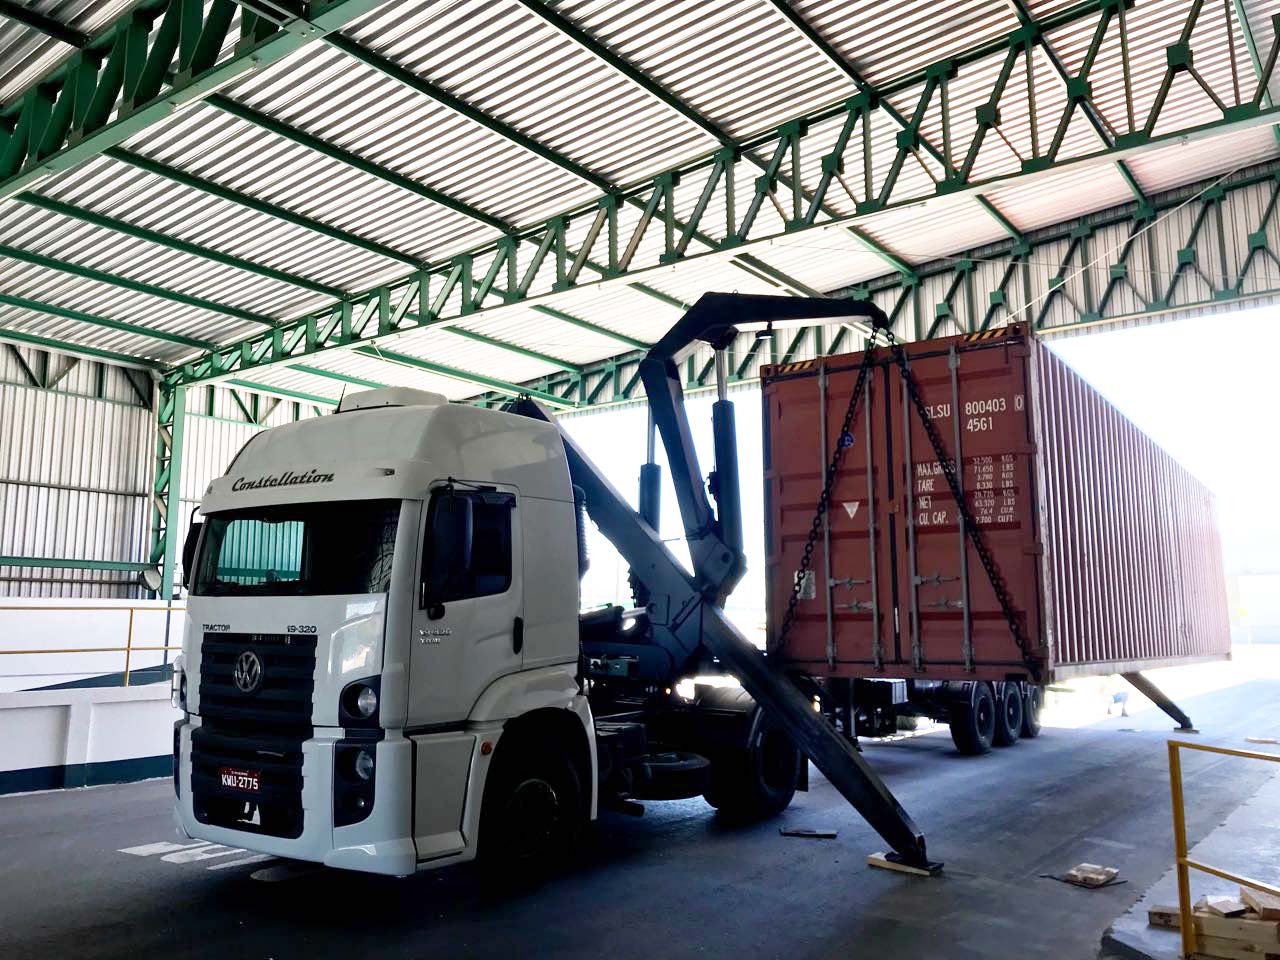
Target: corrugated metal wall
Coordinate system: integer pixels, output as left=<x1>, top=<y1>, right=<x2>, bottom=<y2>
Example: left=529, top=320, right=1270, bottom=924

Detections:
left=0, top=349, right=322, bottom=598
left=0, top=350, right=152, bottom=597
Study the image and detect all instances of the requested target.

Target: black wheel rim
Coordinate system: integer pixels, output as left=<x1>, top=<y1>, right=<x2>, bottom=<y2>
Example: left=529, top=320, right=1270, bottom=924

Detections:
left=505, top=777, right=562, bottom=863
left=976, top=698, right=993, bottom=736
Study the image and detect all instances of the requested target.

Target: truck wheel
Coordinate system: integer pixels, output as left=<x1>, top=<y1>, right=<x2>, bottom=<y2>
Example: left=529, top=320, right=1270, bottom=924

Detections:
left=1022, top=685, right=1044, bottom=738
left=704, top=712, right=801, bottom=820
left=948, top=682, right=995, bottom=756
left=993, top=683, right=1023, bottom=747
left=479, top=743, right=584, bottom=884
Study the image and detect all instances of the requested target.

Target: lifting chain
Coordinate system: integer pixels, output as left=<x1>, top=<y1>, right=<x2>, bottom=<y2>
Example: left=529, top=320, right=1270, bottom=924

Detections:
left=881, top=327, right=1041, bottom=683
left=776, top=323, right=1042, bottom=685
left=777, top=330, right=883, bottom=646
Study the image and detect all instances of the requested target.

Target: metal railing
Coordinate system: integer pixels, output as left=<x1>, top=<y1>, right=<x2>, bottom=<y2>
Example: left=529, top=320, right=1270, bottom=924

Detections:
left=1168, top=739, right=1280, bottom=958
left=0, top=605, right=185, bottom=686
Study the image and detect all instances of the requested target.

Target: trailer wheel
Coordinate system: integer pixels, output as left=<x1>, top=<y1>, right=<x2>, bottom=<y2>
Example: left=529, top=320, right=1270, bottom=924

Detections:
left=1021, top=685, right=1044, bottom=738
left=948, top=682, right=996, bottom=756
left=993, top=683, right=1023, bottom=747
left=704, top=710, right=801, bottom=820
left=478, top=742, right=584, bottom=885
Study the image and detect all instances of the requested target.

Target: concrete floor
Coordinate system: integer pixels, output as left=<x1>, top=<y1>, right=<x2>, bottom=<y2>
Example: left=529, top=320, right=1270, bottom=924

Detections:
left=1, top=677, right=1277, bottom=960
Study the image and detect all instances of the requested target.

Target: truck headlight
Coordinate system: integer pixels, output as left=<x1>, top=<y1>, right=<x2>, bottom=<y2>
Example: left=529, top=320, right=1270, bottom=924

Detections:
left=339, top=677, right=381, bottom=726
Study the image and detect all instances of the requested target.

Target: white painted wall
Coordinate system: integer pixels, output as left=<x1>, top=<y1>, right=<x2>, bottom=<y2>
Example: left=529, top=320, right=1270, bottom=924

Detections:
left=0, top=598, right=184, bottom=692
left=0, top=684, right=178, bottom=777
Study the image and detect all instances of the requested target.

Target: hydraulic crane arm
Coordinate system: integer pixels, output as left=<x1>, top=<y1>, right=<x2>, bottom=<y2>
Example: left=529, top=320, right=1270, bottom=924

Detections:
left=508, top=292, right=932, bottom=869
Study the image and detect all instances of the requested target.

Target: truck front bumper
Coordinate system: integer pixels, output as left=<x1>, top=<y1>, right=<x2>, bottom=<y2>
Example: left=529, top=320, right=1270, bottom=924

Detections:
left=174, top=719, right=417, bottom=876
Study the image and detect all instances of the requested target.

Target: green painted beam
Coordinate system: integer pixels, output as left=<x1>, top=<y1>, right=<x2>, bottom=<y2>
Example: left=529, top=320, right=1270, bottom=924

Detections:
left=158, top=385, right=185, bottom=597
left=1004, top=0, right=1149, bottom=205
left=288, top=363, right=387, bottom=390
left=514, top=0, right=733, bottom=149
left=733, top=254, right=826, bottom=297
left=0, top=555, right=150, bottom=572
left=0, top=292, right=216, bottom=350
left=18, top=193, right=349, bottom=299
left=1233, top=0, right=1280, bottom=144
left=354, top=345, right=574, bottom=408
left=974, top=196, right=1024, bottom=241
left=531, top=305, right=649, bottom=350
left=207, top=94, right=515, bottom=234
left=0, top=0, right=391, bottom=202
left=226, top=378, right=338, bottom=407
left=0, top=243, right=279, bottom=328
left=0, top=0, right=90, bottom=48
left=627, top=283, right=689, bottom=311
left=4, top=343, right=42, bottom=387
left=323, top=33, right=614, bottom=194
left=0, top=328, right=158, bottom=368
left=440, top=326, right=582, bottom=373
left=847, top=226, right=918, bottom=280
left=106, top=147, right=424, bottom=267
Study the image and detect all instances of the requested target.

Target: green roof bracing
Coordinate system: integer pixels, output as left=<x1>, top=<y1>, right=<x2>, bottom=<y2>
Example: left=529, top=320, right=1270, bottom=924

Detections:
left=0, top=0, right=1276, bottom=409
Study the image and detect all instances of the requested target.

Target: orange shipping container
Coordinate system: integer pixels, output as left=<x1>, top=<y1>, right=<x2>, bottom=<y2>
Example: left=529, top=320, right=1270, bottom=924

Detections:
left=761, top=323, right=1230, bottom=683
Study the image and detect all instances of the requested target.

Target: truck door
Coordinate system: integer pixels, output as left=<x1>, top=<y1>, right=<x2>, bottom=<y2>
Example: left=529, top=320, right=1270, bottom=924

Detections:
left=408, top=485, right=524, bottom=727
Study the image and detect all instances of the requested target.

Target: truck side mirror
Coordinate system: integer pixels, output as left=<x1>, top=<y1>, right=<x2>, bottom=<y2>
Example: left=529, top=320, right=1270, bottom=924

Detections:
left=422, top=493, right=473, bottom=608
left=181, top=521, right=203, bottom=591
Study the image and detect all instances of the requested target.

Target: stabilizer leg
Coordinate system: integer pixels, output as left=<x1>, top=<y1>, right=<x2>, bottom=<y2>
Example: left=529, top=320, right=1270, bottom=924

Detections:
left=702, top=606, right=939, bottom=872
left=1122, top=672, right=1196, bottom=731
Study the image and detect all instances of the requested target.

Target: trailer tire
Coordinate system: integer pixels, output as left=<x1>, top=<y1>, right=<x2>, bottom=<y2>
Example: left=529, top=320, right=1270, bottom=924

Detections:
left=704, top=710, right=801, bottom=820
left=478, top=741, right=584, bottom=886
left=1021, top=685, right=1044, bottom=738
left=993, top=683, right=1023, bottom=747
left=948, top=682, right=996, bottom=756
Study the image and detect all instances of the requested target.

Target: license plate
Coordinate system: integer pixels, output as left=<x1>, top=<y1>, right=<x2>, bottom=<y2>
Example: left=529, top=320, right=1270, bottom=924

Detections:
left=218, top=766, right=260, bottom=793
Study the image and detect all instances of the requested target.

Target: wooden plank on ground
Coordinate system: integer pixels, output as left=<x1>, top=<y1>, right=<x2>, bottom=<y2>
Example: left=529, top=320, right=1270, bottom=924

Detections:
left=1242, top=888, right=1280, bottom=922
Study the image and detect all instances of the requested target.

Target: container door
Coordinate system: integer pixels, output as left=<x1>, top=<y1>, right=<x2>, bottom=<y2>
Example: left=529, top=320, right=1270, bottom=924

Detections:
left=764, top=359, right=893, bottom=672
left=885, top=333, right=1044, bottom=680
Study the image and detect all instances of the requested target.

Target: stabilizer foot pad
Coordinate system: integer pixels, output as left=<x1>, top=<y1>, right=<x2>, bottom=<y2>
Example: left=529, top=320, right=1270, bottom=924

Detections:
left=868, top=852, right=944, bottom=877
left=1177, top=727, right=1200, bottom=734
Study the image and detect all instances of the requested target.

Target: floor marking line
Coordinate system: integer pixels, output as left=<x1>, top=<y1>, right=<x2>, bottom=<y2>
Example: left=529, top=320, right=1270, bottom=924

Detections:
left=208, top=854, right=276, bottom=871
left=161, top=844, right=246, bottom=863
left=119, top=841, right=210, bottom=857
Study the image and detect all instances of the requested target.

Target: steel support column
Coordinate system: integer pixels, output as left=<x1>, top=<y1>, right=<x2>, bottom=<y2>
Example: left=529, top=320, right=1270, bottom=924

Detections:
left=149, top=381, right=186, bottom=598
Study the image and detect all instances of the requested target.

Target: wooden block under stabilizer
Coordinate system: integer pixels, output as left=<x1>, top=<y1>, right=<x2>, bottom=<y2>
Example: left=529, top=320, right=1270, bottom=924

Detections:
left=867, top=852, right=944, bottom=877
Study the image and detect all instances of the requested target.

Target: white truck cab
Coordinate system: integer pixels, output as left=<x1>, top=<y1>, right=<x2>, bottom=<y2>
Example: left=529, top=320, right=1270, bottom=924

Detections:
left=174, top=388, right=595, bottom=875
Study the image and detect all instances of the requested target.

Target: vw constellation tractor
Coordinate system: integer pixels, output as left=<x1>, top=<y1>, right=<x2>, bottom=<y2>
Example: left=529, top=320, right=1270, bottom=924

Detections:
left=171, top=294, right=935, bottom=878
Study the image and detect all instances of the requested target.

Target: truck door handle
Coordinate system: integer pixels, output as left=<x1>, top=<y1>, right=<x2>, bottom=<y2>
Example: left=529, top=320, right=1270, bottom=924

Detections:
left=512, top=616, right=524, bottom=655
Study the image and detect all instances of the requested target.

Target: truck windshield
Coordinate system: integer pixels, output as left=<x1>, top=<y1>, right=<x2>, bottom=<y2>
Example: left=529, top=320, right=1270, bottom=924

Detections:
left=192, top=500, right=400, bottom=597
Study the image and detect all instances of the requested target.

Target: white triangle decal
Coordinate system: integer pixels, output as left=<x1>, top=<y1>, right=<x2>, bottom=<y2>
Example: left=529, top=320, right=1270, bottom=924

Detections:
left=842, top=501, right=860, bottom=519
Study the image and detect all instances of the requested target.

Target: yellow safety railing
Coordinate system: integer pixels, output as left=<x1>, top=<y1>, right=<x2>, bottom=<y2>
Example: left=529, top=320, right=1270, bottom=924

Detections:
left=1167, top=740, right=1280, bottom=958
left=0, top=605, right=185, bottom=686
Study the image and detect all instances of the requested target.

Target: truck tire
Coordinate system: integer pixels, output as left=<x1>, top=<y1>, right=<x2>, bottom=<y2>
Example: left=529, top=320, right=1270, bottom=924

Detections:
left=992, top=682, right=1023, bottom=747
left=1021, top=685, right=1044, bottom=738
left=704, top=710, right=801, bottom=820
left=478, top=742, right=584, bottom=885
left=948, top=682, right=996, bottom=756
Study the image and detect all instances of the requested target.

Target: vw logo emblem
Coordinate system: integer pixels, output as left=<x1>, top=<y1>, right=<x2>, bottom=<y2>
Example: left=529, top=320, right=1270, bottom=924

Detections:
left=233, top=650, right=263, bottom=695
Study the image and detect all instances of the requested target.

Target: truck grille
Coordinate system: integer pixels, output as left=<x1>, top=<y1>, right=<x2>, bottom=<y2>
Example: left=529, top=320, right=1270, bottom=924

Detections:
left=192, top=632, right=316, bottom=839
left=198, top=632, right=316, bottom=731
